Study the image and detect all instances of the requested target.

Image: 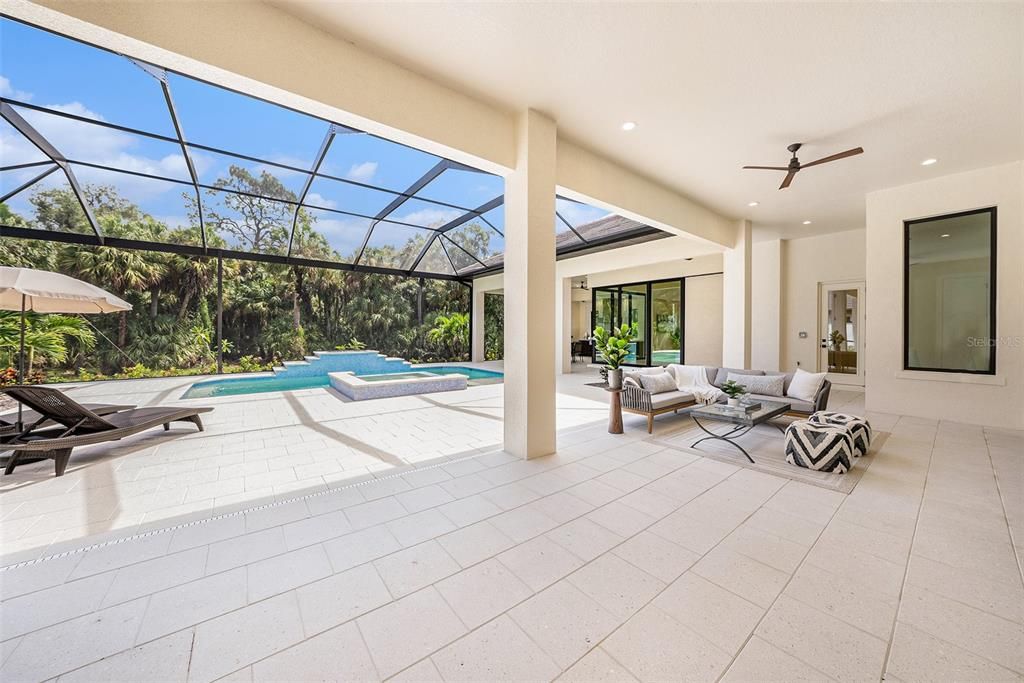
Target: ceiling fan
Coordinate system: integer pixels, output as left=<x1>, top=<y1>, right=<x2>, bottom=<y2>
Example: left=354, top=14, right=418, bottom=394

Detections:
left=743, top=143, right=864, bottom=189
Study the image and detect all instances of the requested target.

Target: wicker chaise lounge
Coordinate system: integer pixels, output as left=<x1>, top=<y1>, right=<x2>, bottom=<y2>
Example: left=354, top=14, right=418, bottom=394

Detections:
left=1, top=402, right=136, bottom=441
left=1, top=386, right=213, bottom=477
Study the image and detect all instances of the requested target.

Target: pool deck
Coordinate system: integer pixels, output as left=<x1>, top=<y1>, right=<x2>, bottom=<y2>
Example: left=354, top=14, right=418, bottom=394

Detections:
left=0, top=361, right=603, bottom=562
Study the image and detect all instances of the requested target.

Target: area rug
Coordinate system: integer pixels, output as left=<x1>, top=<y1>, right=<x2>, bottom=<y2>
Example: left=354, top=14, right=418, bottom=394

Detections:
left=651, top=417, right=887, bottom=494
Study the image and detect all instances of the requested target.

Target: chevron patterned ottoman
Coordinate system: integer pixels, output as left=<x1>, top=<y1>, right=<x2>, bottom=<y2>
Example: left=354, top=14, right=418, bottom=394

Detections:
left=785, top=420, right=854, bottom=473
left=809, top=411, right=873, bottom=457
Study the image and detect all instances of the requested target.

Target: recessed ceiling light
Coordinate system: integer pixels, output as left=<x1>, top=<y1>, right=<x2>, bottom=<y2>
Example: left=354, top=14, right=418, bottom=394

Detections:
left=802, top=220, right=812, bottom=225
left=621, top=121, right=637, bottom=131
left=748, top=201, right=759, bottom=207
left=940, top=233, right=950, bottom=238
left=921, top=158, right=938, bottom=166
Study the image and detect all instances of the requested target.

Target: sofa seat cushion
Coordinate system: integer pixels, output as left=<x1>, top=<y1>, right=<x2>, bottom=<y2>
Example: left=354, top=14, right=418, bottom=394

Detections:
left=649, top=390, right=696, bottom=410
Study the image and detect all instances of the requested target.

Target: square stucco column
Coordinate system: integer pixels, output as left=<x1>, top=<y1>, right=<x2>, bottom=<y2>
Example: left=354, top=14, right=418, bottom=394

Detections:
left=751, top=238, right=782, bottom=371
left=471, top=284, right=486, bottom=362
left=555, top=276, right=573, bottom=374
left=503, top=109, right=557, bottom=459
left=722, top=219, right=752, bottom=368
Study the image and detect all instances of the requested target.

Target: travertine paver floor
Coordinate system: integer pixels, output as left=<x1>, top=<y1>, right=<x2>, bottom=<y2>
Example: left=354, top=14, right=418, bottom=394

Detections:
left=1, top=370, right=1022, bottom=682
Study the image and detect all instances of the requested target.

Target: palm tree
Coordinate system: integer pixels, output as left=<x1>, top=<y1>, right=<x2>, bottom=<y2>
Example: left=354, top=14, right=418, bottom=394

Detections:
left=0, top=312, right=96, bottom=375
left=58, top=240, right=164, bottom=350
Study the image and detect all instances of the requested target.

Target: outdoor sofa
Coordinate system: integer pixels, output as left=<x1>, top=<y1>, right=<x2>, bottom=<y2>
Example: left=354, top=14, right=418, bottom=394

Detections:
left=1, top=386, right=212, bottom=477
left=621, top=366, right=831, bottom=434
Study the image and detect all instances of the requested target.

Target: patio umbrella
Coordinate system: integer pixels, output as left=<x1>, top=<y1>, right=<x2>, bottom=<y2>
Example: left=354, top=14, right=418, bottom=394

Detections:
left=0, top=266, right=131, bottom=428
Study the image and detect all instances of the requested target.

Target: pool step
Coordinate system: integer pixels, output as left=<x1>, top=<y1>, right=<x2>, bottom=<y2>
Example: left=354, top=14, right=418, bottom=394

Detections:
left=270, top=350, right=414, bottom=379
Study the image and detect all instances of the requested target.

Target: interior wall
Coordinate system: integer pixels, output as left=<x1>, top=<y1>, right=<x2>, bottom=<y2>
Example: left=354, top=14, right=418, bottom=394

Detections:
left=865, top=161, right=1023, bottom=429
left=778, top=229, right=867, bottom=373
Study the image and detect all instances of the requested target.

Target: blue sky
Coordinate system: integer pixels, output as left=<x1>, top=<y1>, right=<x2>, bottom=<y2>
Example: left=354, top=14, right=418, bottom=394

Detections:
left=0, top=18, right=612, bottom=261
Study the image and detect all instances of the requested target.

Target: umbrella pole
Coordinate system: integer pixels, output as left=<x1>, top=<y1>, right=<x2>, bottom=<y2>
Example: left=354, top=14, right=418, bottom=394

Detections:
left=17, top=293, right=26, bottom=430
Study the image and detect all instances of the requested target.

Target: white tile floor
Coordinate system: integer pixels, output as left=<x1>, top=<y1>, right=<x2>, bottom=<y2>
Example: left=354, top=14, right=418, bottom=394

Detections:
left=1, top=368, right=1022, bottom=682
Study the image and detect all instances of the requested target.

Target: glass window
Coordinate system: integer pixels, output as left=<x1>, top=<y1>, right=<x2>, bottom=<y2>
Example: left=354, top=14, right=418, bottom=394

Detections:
left=167, top=73, right=327, bottom=163
left=651, top=281, right=682, bottom=365
left=905, top=208, right=996, bottom=374
left=416, top=167, right=502, bottom=209
left=1, top=18, right=177, bottom=136
left=319, top=132, right=440, bottom=193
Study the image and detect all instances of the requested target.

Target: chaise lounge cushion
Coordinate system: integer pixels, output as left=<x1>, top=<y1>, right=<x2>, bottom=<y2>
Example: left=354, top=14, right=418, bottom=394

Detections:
left=649, top=390, right=697, bottom=410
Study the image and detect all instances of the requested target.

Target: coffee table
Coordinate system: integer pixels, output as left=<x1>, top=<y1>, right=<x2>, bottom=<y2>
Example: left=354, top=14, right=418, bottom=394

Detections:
left=688, top=400, right=791, bottom=463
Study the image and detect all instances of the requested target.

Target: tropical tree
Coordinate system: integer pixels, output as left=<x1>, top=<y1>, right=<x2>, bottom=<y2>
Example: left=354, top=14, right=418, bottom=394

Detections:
left=428, top=312, right=470, bottom=360
left=0, top=312, right=95, bottom=374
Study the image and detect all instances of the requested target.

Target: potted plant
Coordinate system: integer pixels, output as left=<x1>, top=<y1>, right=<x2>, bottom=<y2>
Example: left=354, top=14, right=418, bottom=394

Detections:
left=593, top=322, right=638, bottom=389
left=720, top=379, right=747, bottom=407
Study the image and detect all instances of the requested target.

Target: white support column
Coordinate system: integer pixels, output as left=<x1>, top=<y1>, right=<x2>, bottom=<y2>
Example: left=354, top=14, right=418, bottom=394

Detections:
left=471, top=283, right=486, bottom=362
left=555, top=276, right=573, bottom=374
left=722, top=219, right=752, bottom=368
left=751, top=238, right=782, bottom=371
left=503, top=109, right=557, bottom=459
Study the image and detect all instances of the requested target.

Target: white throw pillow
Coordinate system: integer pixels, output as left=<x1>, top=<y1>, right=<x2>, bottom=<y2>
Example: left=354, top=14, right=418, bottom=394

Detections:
left=786, top=368, right=826, bottom=402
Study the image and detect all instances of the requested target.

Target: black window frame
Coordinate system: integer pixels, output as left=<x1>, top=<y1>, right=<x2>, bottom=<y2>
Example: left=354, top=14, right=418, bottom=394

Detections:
left=902, top=206, right=997, bottom=375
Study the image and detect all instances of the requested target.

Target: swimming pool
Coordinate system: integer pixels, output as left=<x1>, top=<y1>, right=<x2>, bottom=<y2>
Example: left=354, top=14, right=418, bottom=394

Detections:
left=183, top=365, right=503, bottom=399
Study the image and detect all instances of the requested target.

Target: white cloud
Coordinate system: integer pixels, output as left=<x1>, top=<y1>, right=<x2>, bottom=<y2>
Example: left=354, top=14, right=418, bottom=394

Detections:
left=392, top=206, right=462, bottom=228
left=304, top=192, right=336, bottom=209
left=345, top=161, right=378, bottom=183
left=0, top=75, right=33, bottom=101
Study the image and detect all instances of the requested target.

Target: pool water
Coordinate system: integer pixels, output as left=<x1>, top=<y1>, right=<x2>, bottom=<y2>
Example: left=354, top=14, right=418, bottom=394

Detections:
left=183, top=365, right=503, bottom=399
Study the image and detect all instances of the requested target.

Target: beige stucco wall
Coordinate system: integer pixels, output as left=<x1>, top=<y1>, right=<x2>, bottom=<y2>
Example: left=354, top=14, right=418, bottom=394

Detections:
left=865, top=161, right=1023, bottom=429
left=777, top=229, right=867, bottom=374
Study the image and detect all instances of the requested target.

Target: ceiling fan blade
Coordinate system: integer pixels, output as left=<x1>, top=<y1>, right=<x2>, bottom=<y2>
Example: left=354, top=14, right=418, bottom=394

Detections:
left=742, top=165, right=789, bottom=170
left=801, top=147, right=864, bottom=169
left=779, top=170, right=796, bottom=189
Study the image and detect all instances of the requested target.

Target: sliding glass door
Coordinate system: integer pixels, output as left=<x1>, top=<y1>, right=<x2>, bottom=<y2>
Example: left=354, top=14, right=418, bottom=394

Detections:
left=591, top=278, right=684, bottom=367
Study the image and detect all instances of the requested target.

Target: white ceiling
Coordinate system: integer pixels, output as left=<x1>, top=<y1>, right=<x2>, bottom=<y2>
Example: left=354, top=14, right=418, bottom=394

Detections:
left=271, top=1, right=1022, bottom=240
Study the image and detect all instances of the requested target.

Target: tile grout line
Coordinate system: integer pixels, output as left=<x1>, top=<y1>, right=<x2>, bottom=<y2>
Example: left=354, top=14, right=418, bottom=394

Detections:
left=876, top=420, right=938, bottom=681
left=982, top=430, right=1024, bottom=590
left=0, top=448, right=495, bottom=572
